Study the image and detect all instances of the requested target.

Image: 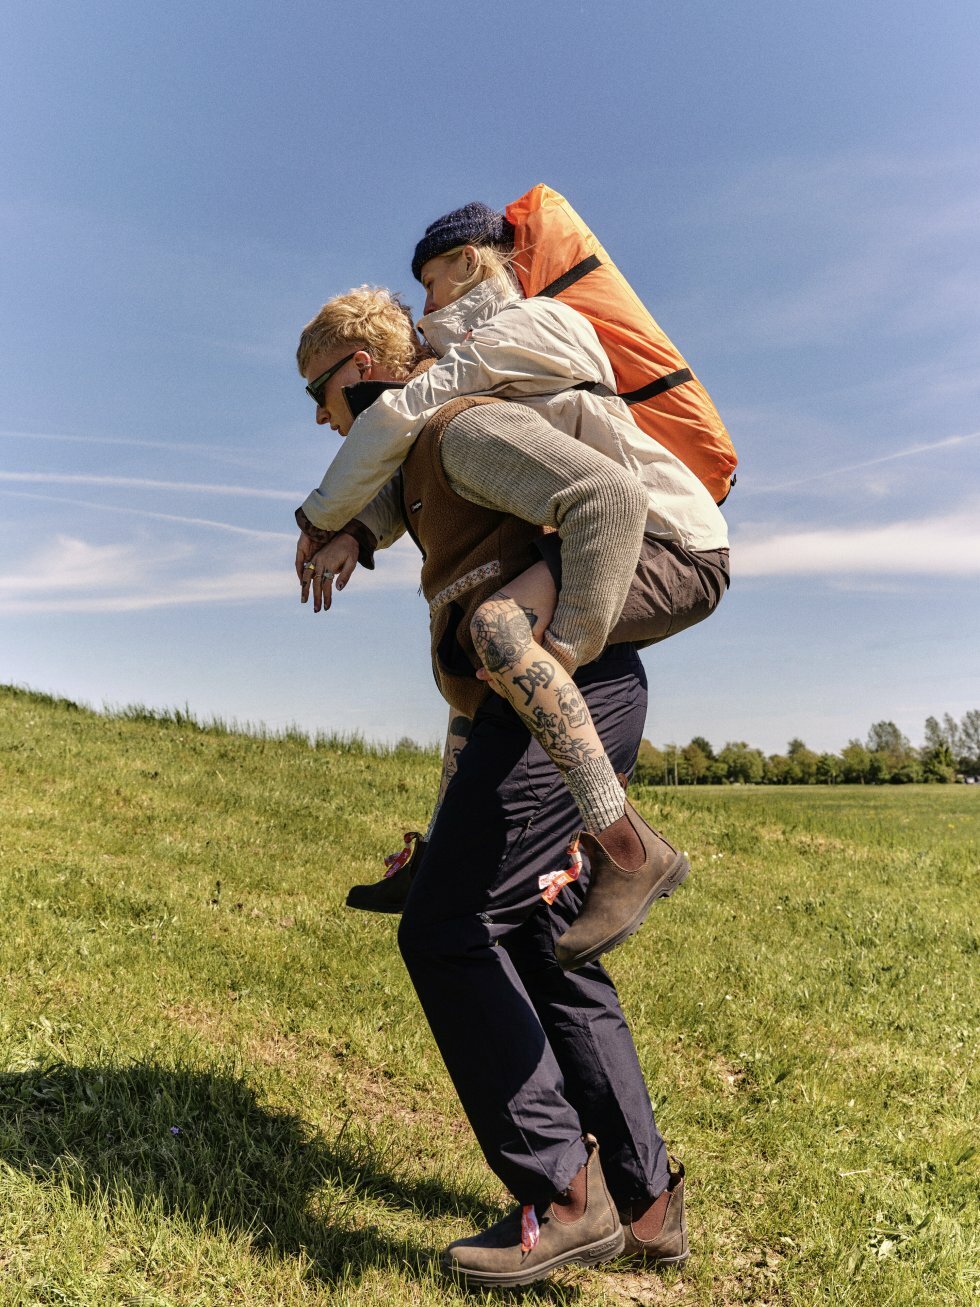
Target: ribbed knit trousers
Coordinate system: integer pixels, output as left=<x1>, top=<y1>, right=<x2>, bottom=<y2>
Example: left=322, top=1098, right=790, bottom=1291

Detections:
left=397, top=645, right=671, bottom=1208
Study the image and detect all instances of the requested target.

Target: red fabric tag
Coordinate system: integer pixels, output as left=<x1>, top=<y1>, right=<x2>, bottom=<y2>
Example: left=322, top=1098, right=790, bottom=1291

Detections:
left=383, top=831, right=419, bottom=879
left=538, top=836, right=583, bottom=905
left=521, top=1204, right=540, bottom=1253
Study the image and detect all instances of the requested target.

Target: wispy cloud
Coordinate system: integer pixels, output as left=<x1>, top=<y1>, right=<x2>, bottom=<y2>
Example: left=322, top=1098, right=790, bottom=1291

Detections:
left=0, top=532, right=422, bottom=614
left=0, top=471, right=300, bottom=500
left=0, top=536, right=170, bottom=597
left=733, top=502, right=980, bottom=576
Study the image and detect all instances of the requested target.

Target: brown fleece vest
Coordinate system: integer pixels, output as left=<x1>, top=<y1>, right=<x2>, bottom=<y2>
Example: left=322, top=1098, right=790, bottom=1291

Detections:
left=401, top=396, right=543, bottom=719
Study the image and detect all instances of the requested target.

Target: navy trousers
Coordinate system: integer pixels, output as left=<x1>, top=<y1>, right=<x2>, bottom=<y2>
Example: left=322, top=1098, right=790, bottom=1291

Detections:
left=398, top=645, right=671, bottom=1208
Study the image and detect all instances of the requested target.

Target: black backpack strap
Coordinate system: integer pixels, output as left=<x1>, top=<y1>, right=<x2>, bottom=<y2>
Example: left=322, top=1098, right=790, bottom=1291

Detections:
left=535, top=255, right=695, bottom=406
left=572, top=371, right=693, bottom=404
left=534, top=254, right=602, bottom=299
left=619, top=368, right=693, bottom=404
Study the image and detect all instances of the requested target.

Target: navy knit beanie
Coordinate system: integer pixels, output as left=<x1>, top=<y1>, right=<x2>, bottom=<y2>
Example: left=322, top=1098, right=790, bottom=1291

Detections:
left=411, top=201, right=515, bottom=282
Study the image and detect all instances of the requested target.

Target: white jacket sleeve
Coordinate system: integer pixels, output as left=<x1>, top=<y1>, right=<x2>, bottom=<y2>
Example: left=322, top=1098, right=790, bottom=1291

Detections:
left=298, top=301, right=610, bottom=532
left=350, top=474, right=406, bottom=551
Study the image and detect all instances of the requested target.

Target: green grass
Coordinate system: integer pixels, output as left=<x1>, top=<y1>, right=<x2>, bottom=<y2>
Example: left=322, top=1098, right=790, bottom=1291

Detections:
left=0, top=685, right=977, bottom=1306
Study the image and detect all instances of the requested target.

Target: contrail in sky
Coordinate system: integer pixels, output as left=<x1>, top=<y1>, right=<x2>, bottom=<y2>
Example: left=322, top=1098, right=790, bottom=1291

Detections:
left=0, top=489, right=293, bottom=539
left=0, top=426, right=268, bottom=471
left=0, top=471, right=299, bottom=499
left=746, top=430, right=980, bottom=493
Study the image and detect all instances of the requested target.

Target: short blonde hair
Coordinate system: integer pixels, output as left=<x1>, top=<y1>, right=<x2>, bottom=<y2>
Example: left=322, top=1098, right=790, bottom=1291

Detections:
left=428, top=244, right=521, bottom=303
left=296, top=285, right=422, bottom=378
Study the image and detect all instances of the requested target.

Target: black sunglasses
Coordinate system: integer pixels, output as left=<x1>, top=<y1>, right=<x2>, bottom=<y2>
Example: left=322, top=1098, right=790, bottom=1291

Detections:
left=305, top=351, right=356, bottom=406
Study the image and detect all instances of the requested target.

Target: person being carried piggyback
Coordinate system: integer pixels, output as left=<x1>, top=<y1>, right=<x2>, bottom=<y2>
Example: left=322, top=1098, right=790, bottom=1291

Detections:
left=296, top=202, right=730, bottom=972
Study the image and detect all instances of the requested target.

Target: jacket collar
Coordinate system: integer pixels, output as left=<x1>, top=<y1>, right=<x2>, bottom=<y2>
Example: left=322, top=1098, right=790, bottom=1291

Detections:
left=417, top=275, right=522, bottom=357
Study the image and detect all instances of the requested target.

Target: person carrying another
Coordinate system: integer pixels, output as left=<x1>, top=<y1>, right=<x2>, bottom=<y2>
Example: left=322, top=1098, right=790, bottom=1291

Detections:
left=293, top=284, right=692, bottom=1285
left=297, top=203, right=729, bottom=970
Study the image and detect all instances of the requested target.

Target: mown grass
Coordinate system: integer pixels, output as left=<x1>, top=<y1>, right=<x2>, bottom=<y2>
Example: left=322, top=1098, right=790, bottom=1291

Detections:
left=0, top=685, right=976, bottom=1306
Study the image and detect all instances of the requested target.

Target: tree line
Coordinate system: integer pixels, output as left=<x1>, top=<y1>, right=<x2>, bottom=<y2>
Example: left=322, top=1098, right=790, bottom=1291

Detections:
left=634, top=711, right=980, bottom=786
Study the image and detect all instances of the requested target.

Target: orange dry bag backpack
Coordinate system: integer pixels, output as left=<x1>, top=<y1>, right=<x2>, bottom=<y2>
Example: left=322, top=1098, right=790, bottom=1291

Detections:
left=505, top=184, right=737, bottom=504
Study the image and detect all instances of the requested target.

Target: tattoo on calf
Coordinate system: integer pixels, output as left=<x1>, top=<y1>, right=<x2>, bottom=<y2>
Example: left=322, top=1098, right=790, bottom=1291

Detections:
left=497, top=591, right=540, bottom=636
left=471, top=602, right=533, bottom=674
left=557, top=683, right=588, bottom=729
left=513, top=659, right=556, bottom=705
left=526, top=704, right=599, bottom=769
left=439, top=714, right=472, bottom=800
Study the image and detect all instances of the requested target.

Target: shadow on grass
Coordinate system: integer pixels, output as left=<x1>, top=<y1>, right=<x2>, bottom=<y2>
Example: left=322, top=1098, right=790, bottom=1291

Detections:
left=0, top=1061, right=584, bottom=1302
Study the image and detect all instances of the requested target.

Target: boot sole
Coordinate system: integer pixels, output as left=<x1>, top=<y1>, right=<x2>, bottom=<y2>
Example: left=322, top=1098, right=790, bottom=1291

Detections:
left=344, top=898, right=405, bottom=914
left=441, top=1227, right=625, bottom=1288
left=621, top=1246, right=690, bottom=1267
left=557, top=852, right=691, bottom=972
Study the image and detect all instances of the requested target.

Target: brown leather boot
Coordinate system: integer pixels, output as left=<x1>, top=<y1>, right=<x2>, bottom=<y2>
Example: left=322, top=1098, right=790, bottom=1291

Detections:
left=620, top=1158, right=689, bottom=1265
left=344, top=833, right=426, bottom=914
left=555, top=800, right=689, bottom=971
left=440, top=1135, right=624, bottom=1288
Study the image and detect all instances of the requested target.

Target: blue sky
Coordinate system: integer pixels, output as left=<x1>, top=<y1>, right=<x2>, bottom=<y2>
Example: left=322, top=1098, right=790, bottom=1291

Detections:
left=1, top=1, right=977, bottom=755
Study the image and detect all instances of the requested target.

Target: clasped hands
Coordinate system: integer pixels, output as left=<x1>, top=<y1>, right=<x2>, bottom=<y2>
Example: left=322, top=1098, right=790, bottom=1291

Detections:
left=295, top=531, right=359, bottom=613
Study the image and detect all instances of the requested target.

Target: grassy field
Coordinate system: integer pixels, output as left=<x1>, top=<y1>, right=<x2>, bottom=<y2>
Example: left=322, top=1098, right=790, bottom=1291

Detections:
left=0, top=685, right=977, bottom=1306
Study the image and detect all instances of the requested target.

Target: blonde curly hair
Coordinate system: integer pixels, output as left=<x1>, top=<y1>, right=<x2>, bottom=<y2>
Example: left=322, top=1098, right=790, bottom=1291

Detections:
left=296, top=285, right=423, bottom=378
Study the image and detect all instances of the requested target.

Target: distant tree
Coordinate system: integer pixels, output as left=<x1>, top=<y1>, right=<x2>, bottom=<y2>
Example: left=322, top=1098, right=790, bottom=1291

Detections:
left=866, top=720, right=911, bottom=758
left=866, top=721, right=916, bottom=781
left=924, top=716, right=945, bottom=751
left=718, top=741, right=765, bottom=784
left=816, top=752, right=842, bottom=784
left=689, top=735, right=715, bottom=761
left=634, top=739, right=669, bottom=786
left=888, top=755, right=922, bottom=784
left=841, top=739, right=871, bottom=784
left=765, top=753, right=794, bottom=784
left=925, top=714, right=962, bottom=756
left=943, top=712, right=964, bottom=756
left=681, top=740, right=711, bottom=784
left=662, top=742, right=682, bottom=785
left=921, top=742, right=955, bottom=783
left=786, top=739, right=819, bottom=784
left=959, top=710, right=980, bottom=775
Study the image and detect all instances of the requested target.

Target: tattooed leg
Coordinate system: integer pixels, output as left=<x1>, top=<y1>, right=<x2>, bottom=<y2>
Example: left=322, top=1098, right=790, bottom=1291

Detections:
left=470, top=595, right=606, bottom=772
left=470, top=594, right=628, bottom=837
left=427, top=708, right=472, bottom=838
left=438, top=709, right=472, bottom=806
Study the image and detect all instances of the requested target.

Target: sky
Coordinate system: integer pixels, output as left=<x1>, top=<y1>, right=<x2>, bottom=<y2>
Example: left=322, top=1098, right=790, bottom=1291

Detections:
left=1, top=0, right=978, bottom=756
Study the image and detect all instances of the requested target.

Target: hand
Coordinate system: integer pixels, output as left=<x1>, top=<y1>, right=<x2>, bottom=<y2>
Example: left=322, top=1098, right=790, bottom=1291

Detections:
left=295, top=531, right=318, bottom=583
left=301, top=533, right=360, bottom=612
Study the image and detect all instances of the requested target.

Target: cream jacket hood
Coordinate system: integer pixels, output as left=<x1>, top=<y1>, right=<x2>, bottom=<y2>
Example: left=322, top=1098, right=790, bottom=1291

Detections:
left=300, top=277, right=728, bottom=552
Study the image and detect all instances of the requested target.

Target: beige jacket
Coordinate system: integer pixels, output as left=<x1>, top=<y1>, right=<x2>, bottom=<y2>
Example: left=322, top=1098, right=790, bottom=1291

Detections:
left=299, top=278, right=729, bottom=553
